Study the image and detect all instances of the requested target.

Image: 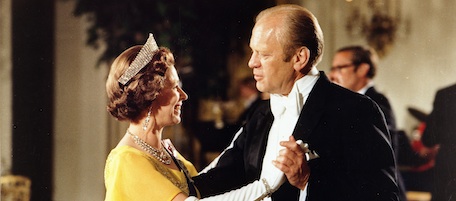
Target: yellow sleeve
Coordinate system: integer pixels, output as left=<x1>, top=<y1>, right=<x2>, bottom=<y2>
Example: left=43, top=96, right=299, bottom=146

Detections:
left=104, top=147, right=184, bottom=201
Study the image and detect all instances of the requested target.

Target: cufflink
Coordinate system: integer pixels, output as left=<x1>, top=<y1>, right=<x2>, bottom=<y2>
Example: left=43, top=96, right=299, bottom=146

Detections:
left=296, top=140, right=320, bottom=161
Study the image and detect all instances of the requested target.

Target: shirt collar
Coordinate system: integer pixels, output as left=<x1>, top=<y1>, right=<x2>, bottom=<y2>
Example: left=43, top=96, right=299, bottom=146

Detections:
left=270, top=67, right=320, bottom=118
left=357, top=80, right=375, bottom=95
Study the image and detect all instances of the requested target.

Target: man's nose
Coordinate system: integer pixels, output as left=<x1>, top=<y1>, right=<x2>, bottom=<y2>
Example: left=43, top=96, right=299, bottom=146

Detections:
left=248, top=53, right=259, bottom=68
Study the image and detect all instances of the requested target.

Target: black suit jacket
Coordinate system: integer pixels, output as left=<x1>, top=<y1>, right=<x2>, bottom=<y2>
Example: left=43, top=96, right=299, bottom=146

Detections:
left=365, top=87, right=396, bottom=131
left=365, top=87, right=407, bottom=201
left=194, top=73, right=400, bottom=201
left=422, top=83, right=456, bottom=201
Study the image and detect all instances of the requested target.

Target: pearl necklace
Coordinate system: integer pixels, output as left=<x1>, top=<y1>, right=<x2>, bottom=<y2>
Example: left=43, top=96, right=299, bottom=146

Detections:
left=127, top=130, right=172, bottom=165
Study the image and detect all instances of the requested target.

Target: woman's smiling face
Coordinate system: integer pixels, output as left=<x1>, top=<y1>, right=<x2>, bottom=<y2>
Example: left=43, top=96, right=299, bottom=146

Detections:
left=152, top=66, right=188, bottom=128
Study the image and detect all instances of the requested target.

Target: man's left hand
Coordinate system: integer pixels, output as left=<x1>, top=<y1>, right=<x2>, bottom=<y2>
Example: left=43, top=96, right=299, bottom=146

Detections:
left=273, top=136, right=310, bottom=190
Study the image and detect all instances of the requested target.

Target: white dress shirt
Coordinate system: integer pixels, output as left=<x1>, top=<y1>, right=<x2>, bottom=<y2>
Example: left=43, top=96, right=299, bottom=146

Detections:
left=260, top=67, right=320, bottom=200
left=200, top=67, right=320, bottom=200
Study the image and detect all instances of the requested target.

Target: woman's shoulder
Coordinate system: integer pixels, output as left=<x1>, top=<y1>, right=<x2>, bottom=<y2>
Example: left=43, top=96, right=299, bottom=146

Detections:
left=106, top=145, right=151, bottom=166
left=109, top=145, right=145, bottom=157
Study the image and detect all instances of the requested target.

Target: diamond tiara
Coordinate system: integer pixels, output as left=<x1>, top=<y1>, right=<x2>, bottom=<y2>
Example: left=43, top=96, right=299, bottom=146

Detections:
left=118, top=33, right=159, bottom=85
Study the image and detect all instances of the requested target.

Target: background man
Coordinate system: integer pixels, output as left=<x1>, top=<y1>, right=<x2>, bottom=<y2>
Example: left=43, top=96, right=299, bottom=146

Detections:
left=422, top=83, right=456, bottom=201
left=328, top=45, right=406, bottom=201
left=329, top=46, right=396, bottom=134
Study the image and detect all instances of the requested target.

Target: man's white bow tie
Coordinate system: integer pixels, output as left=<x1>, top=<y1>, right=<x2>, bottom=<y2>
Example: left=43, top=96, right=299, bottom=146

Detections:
left=269, top=68, right=319, bottom=119
left=270, top=91, right=301, bottom=119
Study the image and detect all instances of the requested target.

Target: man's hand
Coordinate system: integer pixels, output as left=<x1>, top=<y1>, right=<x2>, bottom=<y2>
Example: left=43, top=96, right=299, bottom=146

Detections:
left=272, top=136, right=310, bottom=190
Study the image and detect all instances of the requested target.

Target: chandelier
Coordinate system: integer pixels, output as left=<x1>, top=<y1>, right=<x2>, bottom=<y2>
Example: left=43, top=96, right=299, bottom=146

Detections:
left=345, top=0, right=409, bottom=58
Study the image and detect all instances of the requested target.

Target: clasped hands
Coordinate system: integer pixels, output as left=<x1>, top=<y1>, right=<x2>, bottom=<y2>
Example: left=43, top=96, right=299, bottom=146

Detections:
left=272, top=136, right=316, bottom=190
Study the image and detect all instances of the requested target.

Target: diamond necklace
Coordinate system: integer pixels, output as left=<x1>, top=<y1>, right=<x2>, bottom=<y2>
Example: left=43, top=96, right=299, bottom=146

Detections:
left=127, top=130, right=172, bottom=165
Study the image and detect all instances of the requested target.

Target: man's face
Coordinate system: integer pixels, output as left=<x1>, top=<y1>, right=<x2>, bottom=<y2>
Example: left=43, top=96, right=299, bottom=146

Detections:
left=329, top=51, right=360, bottom=91
left=248, top=20, right=296, bottom=95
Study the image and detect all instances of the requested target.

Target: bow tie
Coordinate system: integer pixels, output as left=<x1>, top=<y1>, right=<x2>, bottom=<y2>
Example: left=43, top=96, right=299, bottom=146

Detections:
left=270, top=91, right=301, bottom=119
left=269, top=70, right=319, bottom=120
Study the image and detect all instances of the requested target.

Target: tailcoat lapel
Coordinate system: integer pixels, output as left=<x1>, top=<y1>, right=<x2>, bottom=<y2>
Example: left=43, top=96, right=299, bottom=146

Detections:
left=292, top=73, right=331, bottom=142
left=244, top=102, right=274, bottom=178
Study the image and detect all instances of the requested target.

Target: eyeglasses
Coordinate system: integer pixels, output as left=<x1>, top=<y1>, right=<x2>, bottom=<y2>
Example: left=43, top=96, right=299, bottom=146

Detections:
left=330, top=64, right=355, bottom=72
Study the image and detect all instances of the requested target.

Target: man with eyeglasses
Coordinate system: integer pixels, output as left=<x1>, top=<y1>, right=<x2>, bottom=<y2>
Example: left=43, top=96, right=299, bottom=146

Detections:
left=329, top=45, right=407, bottom=201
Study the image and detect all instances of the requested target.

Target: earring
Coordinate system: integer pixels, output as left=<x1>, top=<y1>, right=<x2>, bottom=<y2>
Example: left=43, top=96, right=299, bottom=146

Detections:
left=143, top=108, right=151, bottom=131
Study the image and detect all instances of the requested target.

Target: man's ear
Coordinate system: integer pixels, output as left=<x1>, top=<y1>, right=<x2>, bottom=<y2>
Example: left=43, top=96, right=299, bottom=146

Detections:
left=293, top=47, right=310, bottom=73
left=356, top=63, right=370, bottom=77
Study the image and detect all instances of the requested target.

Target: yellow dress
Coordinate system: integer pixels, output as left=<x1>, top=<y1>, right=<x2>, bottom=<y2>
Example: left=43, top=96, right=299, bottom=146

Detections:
left=104, top=145, right=198, bottom=201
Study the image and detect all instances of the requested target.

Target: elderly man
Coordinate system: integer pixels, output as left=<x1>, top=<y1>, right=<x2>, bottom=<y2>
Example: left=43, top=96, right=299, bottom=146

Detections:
left=193, top=5, right=400, bottom=201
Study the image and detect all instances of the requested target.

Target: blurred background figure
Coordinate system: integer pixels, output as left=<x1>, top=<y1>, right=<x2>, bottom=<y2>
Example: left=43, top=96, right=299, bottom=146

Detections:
left=329, top=45, right=396, bottom=134
left=232, top=76, right=263, bottom=127
left=397, top=107, right=439, bottom=193
left=328, top=45, right=406, bottom=201
left=421, top=83, right=456, bottom=201
left=195, top=76, right=265, bottom=166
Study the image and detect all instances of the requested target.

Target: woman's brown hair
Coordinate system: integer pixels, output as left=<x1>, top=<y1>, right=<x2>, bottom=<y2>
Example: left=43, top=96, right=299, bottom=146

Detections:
left=105, top=46, right=175, bottom=122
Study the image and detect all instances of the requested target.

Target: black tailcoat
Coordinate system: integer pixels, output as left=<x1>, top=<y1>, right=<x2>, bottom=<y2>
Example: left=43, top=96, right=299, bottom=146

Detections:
left=194, top=73, right=400, bottom=201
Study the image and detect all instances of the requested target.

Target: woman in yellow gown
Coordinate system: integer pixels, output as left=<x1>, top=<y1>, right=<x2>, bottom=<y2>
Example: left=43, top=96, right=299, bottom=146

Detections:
left=104, top=34, right=286, bottom=201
